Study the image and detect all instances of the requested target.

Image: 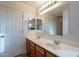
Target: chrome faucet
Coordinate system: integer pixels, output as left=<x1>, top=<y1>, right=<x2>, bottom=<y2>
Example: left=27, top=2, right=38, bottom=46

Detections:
left=37, top=36, right=40, bottom=39
left=54, top=40, right=60, bottom=45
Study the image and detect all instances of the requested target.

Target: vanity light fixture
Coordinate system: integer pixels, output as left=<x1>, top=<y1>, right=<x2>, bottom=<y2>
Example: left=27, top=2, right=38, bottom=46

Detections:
left=39, top=1, right=58, bottom=14
left=39, top=1, right=66, bottom=15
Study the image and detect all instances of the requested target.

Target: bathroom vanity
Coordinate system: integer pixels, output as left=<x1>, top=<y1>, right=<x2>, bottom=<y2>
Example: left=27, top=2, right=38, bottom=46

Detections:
left=26, top=39, right=57, bottom=57
left=26, top=35, right=79, bottom=57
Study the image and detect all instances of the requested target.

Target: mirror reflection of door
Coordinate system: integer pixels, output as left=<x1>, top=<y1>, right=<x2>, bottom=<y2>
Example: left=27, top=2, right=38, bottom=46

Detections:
left=56, top=16, right=63, bottom=35
left=37, top=19, right=42, bottom=30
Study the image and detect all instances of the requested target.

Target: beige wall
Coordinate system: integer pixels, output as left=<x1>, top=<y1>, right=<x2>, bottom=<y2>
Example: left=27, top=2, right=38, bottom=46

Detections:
left=65, top=2, right=79, bottom=47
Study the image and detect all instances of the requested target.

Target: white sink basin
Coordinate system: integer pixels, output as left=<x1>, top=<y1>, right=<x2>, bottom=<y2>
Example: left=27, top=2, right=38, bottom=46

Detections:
left=44, top=43, right=60, bottom=50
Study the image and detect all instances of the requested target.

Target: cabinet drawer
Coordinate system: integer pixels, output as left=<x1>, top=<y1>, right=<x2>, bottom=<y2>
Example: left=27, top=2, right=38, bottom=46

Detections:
left=46, top=51, right=57, bottom=57
left=36, top=45, right=45, bottom=55
left=30, top=40, right=36, bottom=48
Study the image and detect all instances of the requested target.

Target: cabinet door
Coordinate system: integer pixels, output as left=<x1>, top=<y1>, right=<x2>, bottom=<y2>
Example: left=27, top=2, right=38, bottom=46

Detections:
left=36, top=50, right=44, bottom=57
left=30, top=46, right=36, bottom=57
left=26, top=39, right=30, bottom=56
left=46, top=51, right=57, bottom=57
left=29, top=40, right=36, bottom=48
left=36, top=45, right=45, bottom=57
left=37, top=19, right=42, bottom=30
left=0, top=7, right=23, bottom=57
left=29, top=40, right=36, bottom=57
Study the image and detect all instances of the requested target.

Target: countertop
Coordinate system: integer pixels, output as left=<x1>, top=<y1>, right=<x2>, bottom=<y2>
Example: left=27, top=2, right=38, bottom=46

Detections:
left=26, top=35, right=79, bottom=57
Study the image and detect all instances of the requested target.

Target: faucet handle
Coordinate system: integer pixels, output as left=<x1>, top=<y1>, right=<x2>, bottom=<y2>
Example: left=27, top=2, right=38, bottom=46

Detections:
left=37, top=36, right=40, bottom=39
left=54, top=40, right=60, bottom=45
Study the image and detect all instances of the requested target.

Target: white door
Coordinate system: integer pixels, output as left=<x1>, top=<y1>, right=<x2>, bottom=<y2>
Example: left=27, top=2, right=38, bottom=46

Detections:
left=0, top=7, right=23, bottom=57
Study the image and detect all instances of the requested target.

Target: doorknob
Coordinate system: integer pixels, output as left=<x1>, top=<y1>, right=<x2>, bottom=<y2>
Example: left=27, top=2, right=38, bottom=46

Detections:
left=0, top=35, right=5, bottom=38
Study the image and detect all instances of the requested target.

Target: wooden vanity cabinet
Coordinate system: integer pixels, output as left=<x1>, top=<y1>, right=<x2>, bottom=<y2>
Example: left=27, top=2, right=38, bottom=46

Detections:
left=29, top=40, right=36, bottom=57
left=36, top=45, right=45, bottom=57
left=45, top=50, right=57, bottom=57
left=26, top=39, right=30, bottom=56
left=26, top=39, right=58, bottom=57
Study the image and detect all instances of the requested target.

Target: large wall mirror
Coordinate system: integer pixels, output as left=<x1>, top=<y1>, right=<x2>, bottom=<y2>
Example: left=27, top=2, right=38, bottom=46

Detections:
left=39, top=4, right=69, bottom=36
